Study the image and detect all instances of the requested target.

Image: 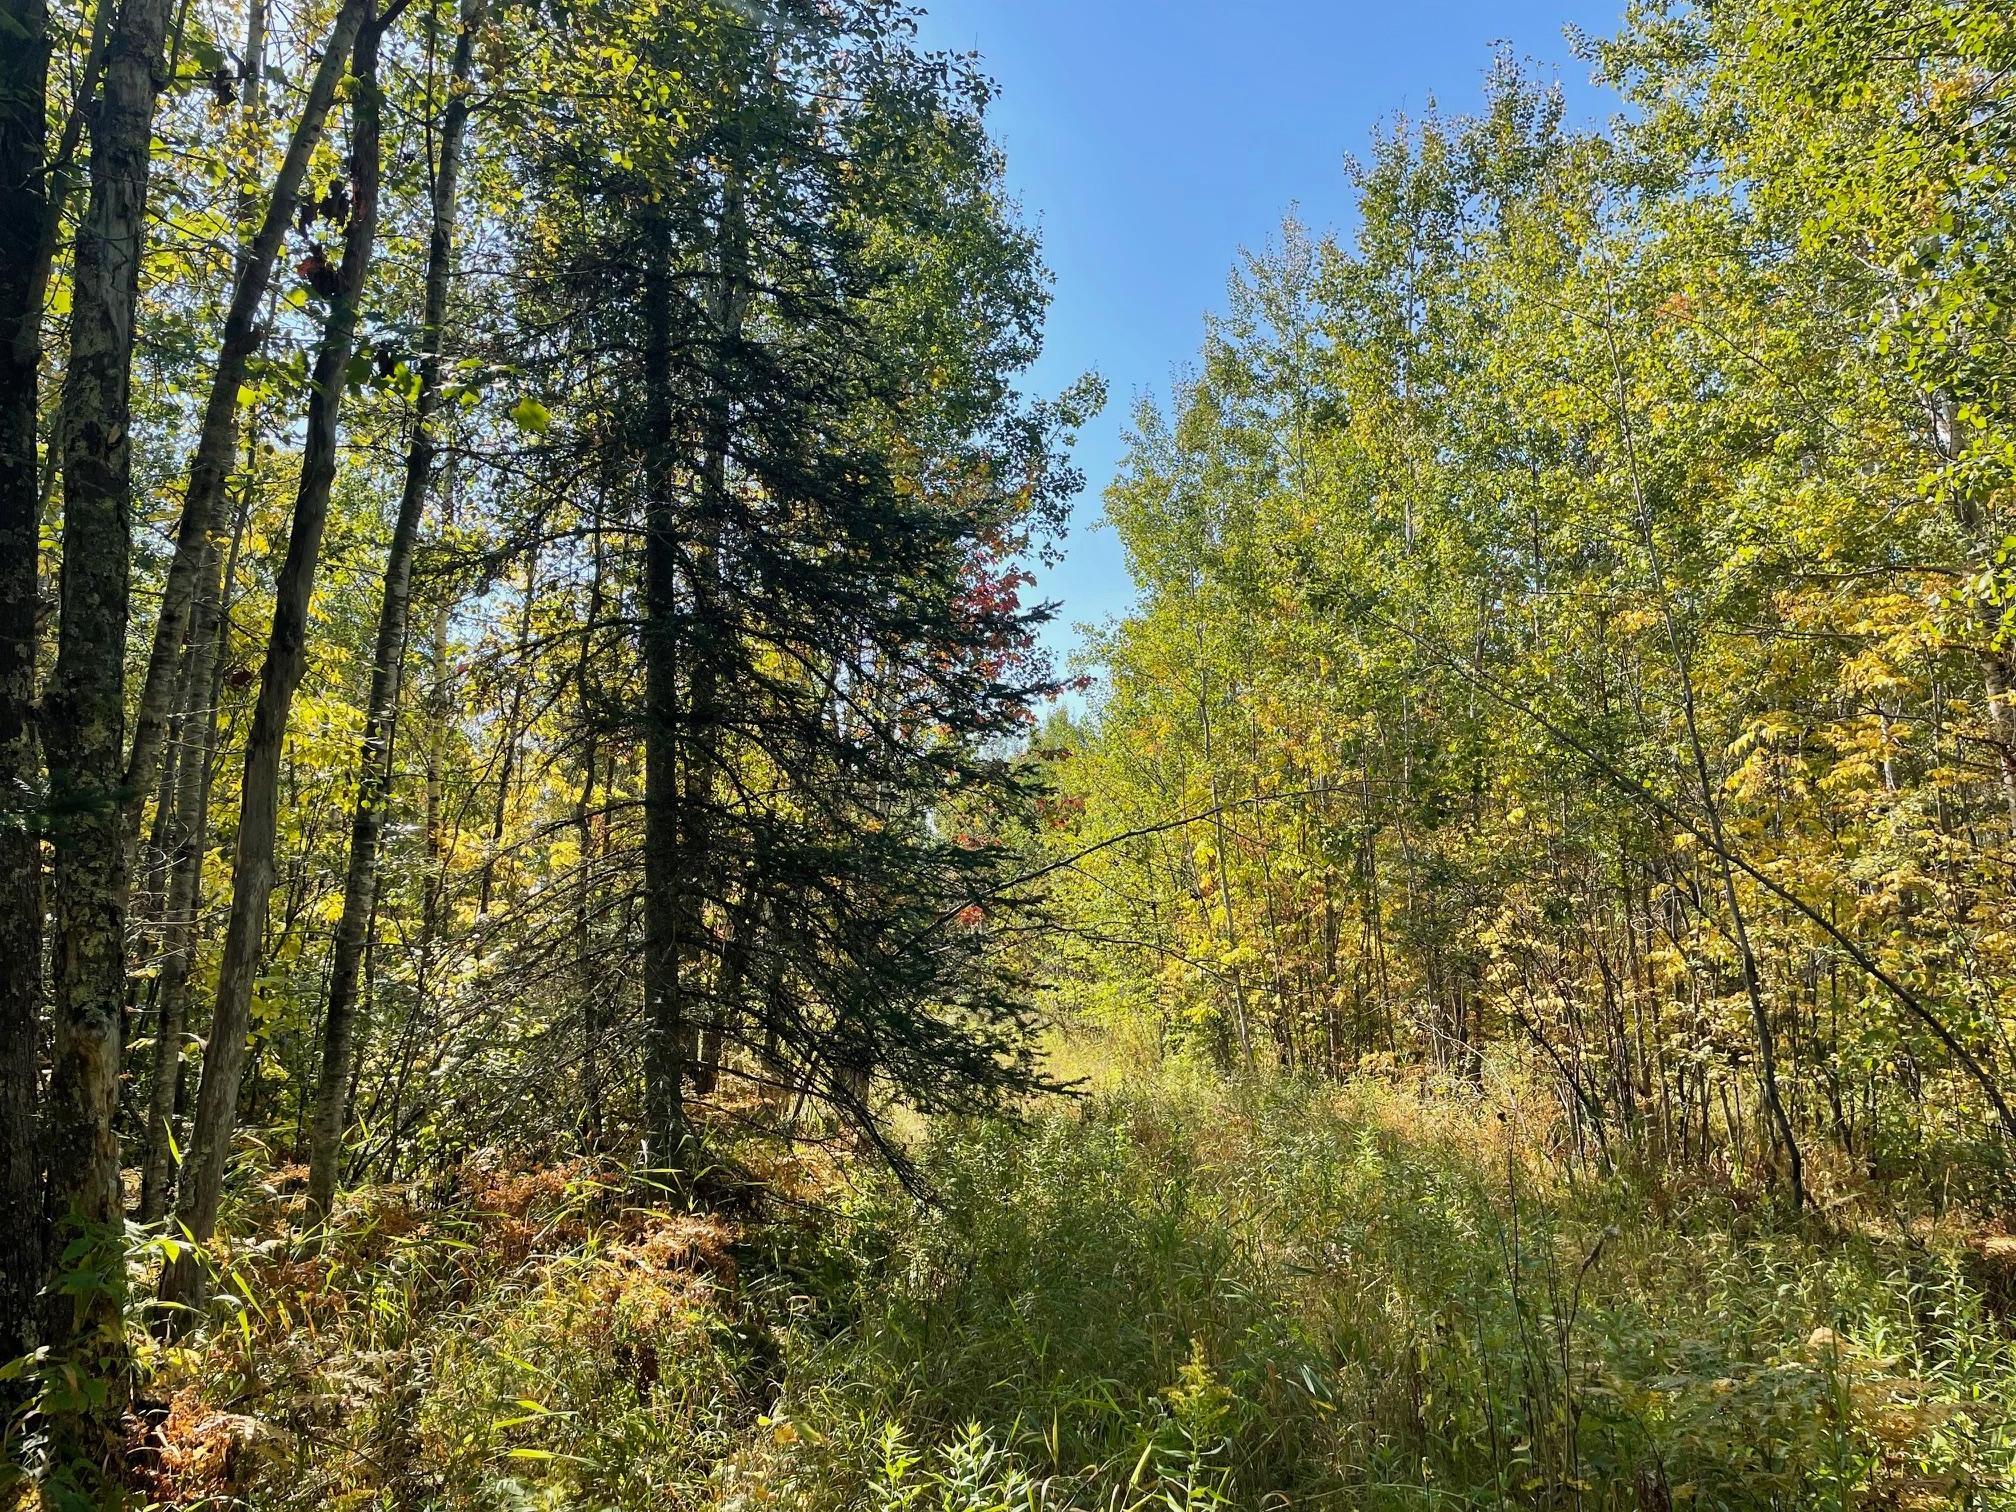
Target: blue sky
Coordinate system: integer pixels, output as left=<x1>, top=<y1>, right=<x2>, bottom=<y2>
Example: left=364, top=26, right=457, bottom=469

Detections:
left=908, top=0, right=1627, bottom=670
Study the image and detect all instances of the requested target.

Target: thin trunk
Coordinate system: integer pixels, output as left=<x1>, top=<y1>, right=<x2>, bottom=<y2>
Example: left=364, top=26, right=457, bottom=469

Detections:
left=133, top=577, right=200, bottom=1217
left=138, top=489, right=245, bottom=1223
left=1929, top=392, right=2016, bottom=833
left=574, top=516, right=608, bottom=1151
left=123, top=645, right=186, bottom=1071
left=306, top=0, right=483, bottom=1225
left=756, top=898, right=788, bottom=1088
left=122, top=0, right=373, bottom=845
left=163, top=10, right=385, bottom=1314
left=574, top=733, right=603, bottom=1148
left=237, top=0, right=264, bottom=117
left=1603, top=321, right=1803, bottom=1210
left=341, top=920, right=375, bottom=1145
left=42, top=0, right=177, bottom=1469
left=133, top=692, right=180, bottom=921
left=0, top=0, right=50, bottom=1381
left=1197, top=653, right=1254, bottom=1071
left=422, top=574, right=450, bottom=935
left=648, top=157, right=749, bottom=1166
left=1974, top=603, right=2016, bottom=832
left=678, top=170, right=746, bottom=1106
left=640, top=216, right=688, bottom=1177
left=21, top=0, right=109, bottom=361
left=476, top=546, right=536, bottom=915
left=696, top=889, right=755, bottom=1098
left=138, top=0, right=267, bottom=1230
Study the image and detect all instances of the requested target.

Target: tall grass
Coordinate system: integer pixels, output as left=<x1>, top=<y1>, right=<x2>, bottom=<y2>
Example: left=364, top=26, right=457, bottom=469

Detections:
left=748, top=1055, right=2016, bottom=1510
left=143, top=1046, right=2016, bottom=1509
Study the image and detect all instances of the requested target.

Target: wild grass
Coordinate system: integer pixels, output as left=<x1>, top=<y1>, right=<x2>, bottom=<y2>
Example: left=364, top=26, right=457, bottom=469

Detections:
left=138, top=1043, right=2016, bottom=1509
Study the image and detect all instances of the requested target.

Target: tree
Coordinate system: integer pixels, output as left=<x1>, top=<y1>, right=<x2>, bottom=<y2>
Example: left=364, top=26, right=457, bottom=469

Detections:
left=0, top=0, right=49, bottom=1381
left=509, top=0, right=1094, bottom=1175
left=163, top=2, right=393, bottom=1317
left=1046, top=40, right=2016, bottom=1191
left=306, top=0, right=487, bottom=1222
left=41, top=0, right=177, bottom=1475
left=120, top=0, right=375, bottom=847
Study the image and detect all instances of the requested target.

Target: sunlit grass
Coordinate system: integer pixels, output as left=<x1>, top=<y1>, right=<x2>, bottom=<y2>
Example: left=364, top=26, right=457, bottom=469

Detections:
left=150, top=1043, right=2016, bottom=1509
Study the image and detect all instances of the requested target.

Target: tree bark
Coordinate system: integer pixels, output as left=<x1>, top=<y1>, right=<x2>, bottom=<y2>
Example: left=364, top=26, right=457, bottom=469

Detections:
left=42, top=0, right=177, bottom=1471
left=421, top=571, right=451, bottom=937
left=162, top=8, right=386, bottom=1315
left=476, top=546, right=536, bottom=916
left=695, top=888, right=756, bottom=1098
left=121, top=0, right=373, bottom=847
left=136, top=0, right=272, bottom=1221
left=1973, top=601, right=2016, bottom=832
left=0, top=0, right=50, bottom=1381
left=306, top=0, right=484, bottom=1223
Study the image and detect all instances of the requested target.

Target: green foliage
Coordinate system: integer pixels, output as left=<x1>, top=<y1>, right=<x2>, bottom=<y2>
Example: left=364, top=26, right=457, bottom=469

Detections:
left=1041, top=5, right=2016, bottom=1202
left=18, top=0, right=2016, bottom=1503
left=759, top=1060, right=2016, bottom=1509
left=156, top=1051, right=2016, bottom=1509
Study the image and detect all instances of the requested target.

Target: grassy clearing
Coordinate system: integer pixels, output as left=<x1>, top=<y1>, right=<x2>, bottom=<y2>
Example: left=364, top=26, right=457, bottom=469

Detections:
left=139, top=1046, right=2016, bottom=1510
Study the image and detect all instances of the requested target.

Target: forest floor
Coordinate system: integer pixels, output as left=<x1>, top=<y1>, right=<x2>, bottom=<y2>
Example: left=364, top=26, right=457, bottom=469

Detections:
left=131, top=1036, right=2016, bottom=1511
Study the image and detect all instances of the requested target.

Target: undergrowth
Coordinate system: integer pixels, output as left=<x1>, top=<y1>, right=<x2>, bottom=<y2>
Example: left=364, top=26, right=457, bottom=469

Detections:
left=127, top=1050, right=2016, bottom=1510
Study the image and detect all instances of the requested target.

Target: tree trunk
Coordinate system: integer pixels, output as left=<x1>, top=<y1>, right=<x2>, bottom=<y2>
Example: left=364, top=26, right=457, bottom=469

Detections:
left=574, top=518, right=608, bottom=1151
left=422, top=578, right=450, bottom=937
left=0, top=0, right=50, bottom=1382
left=476, top=546, right=536, bottom=916
left=138, top=490, right=245, bottom=1223
left=19, top=0, right=107, bottom=379
left=640, top=218, right=689, bottom=1178
left=137, top=0, right=271, bottom=1227
left=162, top=9, right=385, bottom=1314
left=678, top=166, right=746, bottom=1101
left=42, top=0, right=177, bottom=1472
left=1196, top=654, right=1255, bottom=1071
left=1974, top=604, right=2016, bottom=832
left=574, top=733, right=604, bottom=1148
left=1605, top=323, right=1804, bottom=1210
left=306, top=0, right=483, bottom=1223
left=121, top=0, right=373, bottom=846
left=695, top=889, right=755, bottom=1099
